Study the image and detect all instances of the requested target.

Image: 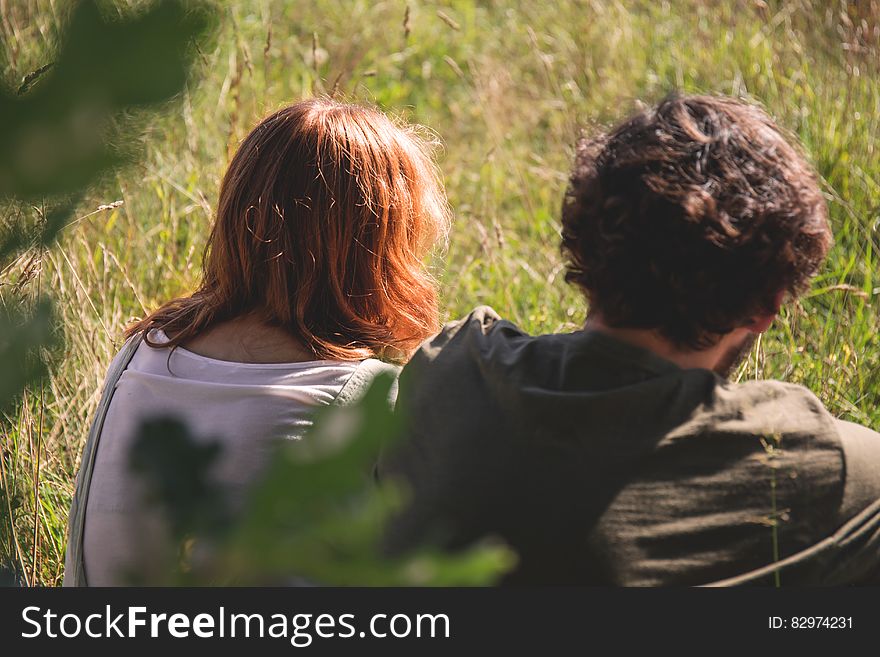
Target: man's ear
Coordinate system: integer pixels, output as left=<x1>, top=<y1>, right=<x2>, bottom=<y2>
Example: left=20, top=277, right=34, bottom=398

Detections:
left=747, top=290, right=786, bottom=334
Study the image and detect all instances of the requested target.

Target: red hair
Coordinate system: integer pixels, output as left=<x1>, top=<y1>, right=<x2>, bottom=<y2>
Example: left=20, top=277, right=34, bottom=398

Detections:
left=127, top=98, right=451, bottom=362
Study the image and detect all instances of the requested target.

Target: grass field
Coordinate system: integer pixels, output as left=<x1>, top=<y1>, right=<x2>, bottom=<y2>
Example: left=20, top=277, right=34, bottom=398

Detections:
left=1, top=0, right=879, bottom=586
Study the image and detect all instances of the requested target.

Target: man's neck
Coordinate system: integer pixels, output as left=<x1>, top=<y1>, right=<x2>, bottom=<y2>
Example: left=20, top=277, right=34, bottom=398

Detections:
left=583, top=314, right=732, bottom=372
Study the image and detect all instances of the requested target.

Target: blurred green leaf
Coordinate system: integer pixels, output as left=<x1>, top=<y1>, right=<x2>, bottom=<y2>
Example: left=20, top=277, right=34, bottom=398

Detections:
left=0, top=0, right=214, bottom=475
left=0, top=300, right=56, bottom=416
left=129, top=417, right=227, bottom=540
left=0, top=0, right=214, bottom=202
left=1, top=2, right=215, bottom=582
left=0, top=563, right=22, bottom=587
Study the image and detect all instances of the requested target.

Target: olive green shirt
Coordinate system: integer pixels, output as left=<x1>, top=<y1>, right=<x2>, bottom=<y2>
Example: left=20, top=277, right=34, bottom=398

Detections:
left=383, top=307, right=880, bottom=586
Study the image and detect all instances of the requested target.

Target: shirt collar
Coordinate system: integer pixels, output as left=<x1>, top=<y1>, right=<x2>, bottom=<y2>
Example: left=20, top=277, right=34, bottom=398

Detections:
left=576, top=329, right=684, bottom=376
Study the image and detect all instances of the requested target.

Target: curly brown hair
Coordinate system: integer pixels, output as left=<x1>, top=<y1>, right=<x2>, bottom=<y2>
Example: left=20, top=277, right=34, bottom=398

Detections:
left=561, top=94, right=832, bottom=349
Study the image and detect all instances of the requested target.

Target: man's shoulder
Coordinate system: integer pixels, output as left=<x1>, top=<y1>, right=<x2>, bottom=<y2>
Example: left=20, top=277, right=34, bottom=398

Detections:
left=832, top=419, right=880, bottom=519
left=416, top=306, right=514, bottom=358
left=704, top=377, right=838, bottom=438
left=657, top=378, right=848, bottom=504
left=404, top=306, right=533, bottom=384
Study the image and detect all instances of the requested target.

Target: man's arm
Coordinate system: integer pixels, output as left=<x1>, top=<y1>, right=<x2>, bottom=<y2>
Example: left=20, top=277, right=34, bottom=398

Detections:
left=834, top=419, right=880, bottom=584
left=836, top=419, right=880, bottom=519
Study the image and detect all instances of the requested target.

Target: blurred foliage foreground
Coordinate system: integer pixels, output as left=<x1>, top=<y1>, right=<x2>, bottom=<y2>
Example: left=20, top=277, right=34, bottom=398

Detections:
left=0, top=0, right=512, bottom=586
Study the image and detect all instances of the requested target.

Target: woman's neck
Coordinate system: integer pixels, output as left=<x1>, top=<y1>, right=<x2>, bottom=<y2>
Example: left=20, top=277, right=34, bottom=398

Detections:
left=179, top=315, right=315, bottom=364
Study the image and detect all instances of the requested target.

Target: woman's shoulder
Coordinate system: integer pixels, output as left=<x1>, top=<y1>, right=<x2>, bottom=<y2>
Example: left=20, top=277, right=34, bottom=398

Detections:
left=332, top=358, right=401, bottom=408
left=105, top=331, right=147, bottom=378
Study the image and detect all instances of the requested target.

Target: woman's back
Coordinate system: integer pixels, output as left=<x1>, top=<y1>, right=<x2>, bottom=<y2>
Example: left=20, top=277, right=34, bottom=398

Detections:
left=83, top=330, right=378, bottom=585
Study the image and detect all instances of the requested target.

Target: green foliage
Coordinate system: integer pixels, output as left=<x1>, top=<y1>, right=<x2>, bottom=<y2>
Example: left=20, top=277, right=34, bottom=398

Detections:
left=0, top=0, right=213, bottom=584
left=129, top=417, right=228, bottom=540
left=0, top=300, right=56, bottom=417
left=129, top=374, right=514, bottom=586
left=0, top=0, right=213, bottom=204
left=0, top=0, right=212, bottom=414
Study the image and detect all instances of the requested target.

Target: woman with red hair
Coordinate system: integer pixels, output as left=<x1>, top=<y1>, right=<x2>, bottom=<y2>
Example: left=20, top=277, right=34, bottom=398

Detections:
left=65, top=98, right=451, bottom=585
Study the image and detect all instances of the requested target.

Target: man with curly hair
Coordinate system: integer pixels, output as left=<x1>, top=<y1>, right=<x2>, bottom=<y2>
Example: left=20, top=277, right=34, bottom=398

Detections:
left=382, top=94, right=880, bottom=586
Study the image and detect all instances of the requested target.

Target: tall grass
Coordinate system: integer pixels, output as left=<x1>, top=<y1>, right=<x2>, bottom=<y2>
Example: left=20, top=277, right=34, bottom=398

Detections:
left=1, top=0, right=878, bottom=585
